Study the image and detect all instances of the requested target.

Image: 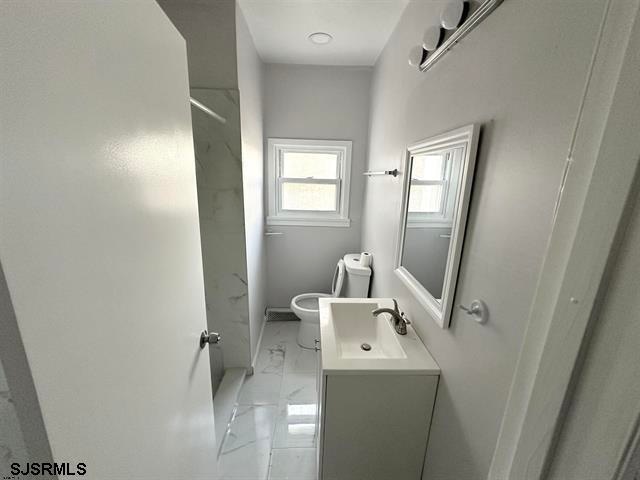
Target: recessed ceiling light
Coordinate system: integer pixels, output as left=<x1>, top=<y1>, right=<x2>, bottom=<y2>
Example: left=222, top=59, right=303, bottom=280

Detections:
left=308, top=32, right=333, bottom=45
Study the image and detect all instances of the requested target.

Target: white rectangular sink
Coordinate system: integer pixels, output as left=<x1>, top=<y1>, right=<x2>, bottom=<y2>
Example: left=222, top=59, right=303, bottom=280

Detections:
left=330, top=302, right=407, bottom=359
left=319, top=298, right=440, bottom=375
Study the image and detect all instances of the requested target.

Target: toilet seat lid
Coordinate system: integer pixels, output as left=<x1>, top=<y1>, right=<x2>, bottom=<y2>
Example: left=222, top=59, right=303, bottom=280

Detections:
left=331, top=259, right=345, bottom=297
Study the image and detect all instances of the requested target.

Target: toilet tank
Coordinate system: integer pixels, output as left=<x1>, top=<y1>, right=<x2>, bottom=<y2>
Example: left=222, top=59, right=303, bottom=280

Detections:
left=341, top=254, right=371, bottom=298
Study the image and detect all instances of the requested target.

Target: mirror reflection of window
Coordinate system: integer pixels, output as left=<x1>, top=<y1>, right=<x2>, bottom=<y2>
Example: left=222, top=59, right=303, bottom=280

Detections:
left=402, top=147, right=464, bottom=301
left=409, top=153, right=447, bottom=214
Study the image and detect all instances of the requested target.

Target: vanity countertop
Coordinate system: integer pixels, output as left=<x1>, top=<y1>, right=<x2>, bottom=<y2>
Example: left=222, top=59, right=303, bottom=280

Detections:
left=318, top=297, right=440, bottom=376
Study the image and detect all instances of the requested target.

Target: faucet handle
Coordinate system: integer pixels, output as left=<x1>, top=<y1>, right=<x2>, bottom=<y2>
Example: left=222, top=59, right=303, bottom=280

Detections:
left=391, top=300, right=410, bottom=324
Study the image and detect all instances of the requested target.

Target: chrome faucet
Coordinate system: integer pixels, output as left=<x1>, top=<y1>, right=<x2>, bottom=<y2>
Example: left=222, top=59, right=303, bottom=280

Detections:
left=372, top=299, right=411, bottom=335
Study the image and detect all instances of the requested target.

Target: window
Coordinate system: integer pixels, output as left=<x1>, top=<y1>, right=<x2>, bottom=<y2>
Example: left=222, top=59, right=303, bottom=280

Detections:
left=267, top=138, right=352, bottom=227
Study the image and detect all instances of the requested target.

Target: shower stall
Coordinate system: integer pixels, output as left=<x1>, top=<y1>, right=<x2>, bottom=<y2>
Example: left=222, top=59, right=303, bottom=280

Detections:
left=190, top=88, right=252, bottom=399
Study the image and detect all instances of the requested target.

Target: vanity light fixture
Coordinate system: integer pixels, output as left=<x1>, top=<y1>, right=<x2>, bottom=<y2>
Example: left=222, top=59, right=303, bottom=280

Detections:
left=408, top=0, right=504, bottom=72
left=422, top=25, right=443, bottom=51
left=440, top=0, right=466, bottom=30
left=408, top=45, right=424, bottom=67
left=308, top=32, right=333, bottom=45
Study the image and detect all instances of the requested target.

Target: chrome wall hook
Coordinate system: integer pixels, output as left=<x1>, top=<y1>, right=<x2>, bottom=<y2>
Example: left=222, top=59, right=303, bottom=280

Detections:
left=459, top=300, right=488, bottom=324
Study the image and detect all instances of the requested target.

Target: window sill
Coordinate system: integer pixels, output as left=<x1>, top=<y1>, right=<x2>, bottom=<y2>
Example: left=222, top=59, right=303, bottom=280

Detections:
left=406, top=221, right=453, bottom=229
left=266, top=216, right=351, bottom=228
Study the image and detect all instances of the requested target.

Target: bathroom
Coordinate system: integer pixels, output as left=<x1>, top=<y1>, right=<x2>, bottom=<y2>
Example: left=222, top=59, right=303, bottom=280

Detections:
left=1, top=1, right=639, bottom=479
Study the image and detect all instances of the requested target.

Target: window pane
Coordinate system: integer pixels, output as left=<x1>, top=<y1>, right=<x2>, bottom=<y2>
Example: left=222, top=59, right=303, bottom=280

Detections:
left=412, top=154, right=445, bottom=181
left=409, top=184, right=443, bottom=213
left=282, top=151, right=338, bottom=179
left=281, top=183, right=337, bottom=211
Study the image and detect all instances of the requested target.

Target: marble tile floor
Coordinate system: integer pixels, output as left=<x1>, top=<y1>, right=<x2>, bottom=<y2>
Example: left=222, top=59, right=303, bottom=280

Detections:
left=214, top=367, right=247, bottom=453
left=218, top=321, right=318, bottom=480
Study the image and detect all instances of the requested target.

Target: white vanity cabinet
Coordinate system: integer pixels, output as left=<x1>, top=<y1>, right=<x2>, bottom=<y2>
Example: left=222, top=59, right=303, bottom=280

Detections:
left=317, top=370, right=438, bottom=480
left=316, top=298, right=441, bottom=480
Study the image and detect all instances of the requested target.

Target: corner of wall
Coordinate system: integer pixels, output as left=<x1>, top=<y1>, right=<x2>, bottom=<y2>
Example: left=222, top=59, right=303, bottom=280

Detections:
left=236, top=5, right=268, bottom=362
left=0, top=262, right=53, bottom=467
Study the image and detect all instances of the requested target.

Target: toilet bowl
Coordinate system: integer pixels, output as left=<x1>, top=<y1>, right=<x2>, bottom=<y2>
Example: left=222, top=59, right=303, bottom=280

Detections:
left=291, top=254, right=371, bottom=348
left=290, top=292, right=333, bottom=349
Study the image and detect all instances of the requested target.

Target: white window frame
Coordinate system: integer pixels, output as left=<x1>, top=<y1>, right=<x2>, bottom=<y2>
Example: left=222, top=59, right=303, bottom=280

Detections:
left=266, top=138, right=352, bottom=227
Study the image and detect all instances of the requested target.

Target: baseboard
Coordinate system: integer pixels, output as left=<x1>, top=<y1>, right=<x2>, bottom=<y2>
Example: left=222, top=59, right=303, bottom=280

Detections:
left=249, top=313, right=268, bottom=376
left=265, top=307, right=298, bottom=322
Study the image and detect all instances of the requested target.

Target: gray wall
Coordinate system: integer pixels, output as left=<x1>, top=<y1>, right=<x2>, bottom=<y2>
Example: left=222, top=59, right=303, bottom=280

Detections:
left=236, top=6, right=267, bottom=362
left=157, top=0, right=238, bottom=89
left=263, top=64, right=372, bottom=307
left=360, top=1, right=608, bottom=478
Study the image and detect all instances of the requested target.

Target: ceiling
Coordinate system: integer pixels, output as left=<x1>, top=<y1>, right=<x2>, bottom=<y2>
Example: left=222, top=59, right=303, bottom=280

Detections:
left=237, top=0, right=409, bottom=66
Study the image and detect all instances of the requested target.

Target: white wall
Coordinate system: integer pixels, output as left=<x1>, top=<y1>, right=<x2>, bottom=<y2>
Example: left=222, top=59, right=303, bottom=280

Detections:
left=542, top=10, right=640, bottom=475
left=236, top=6, right=267, bottom=362
left=546, top=184, right=640, bottom=479
left=360, top=1, right=609, bottom=478
left=263, top=64, right=372, bottom=307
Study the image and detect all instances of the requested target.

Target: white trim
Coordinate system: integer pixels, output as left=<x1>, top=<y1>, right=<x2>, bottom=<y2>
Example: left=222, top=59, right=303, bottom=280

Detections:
left=489, top=1, right=640, bottom=477
left=250, top=313, right=268, bottom=375
left=406, top=220, right=452, bottom=229
left=394, top=124, right=480, bottom=329
left=266, top=216, right=350, bottom=228
left=266, top=138, right=352, bottom=227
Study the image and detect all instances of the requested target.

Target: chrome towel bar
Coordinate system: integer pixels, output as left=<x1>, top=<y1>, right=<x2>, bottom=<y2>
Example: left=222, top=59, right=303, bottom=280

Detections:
left=189, top=97, right=227, bottom=124
left=363, top=169, right=399, bottom=177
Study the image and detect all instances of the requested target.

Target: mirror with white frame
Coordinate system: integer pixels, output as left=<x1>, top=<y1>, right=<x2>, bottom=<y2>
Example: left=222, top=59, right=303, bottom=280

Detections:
left=395, top=124, right=480, bottom=328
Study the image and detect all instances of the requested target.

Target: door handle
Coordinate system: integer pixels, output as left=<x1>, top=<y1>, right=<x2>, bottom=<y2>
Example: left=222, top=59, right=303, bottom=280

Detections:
left=200, top=330, right=221, bottom=348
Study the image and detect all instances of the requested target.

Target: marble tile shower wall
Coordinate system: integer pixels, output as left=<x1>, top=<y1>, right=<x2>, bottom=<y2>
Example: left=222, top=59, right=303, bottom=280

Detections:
left=0, top=358, right=28, bottom=476
left=192, top=88, right=251, bottom=375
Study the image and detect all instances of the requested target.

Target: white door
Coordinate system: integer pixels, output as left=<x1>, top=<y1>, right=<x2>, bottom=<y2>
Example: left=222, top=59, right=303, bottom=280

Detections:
left=0, top=2, right=218, bottom=478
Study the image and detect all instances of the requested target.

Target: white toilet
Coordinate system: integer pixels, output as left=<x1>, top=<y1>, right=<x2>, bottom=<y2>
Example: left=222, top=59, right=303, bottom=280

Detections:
left=291, top=253, right=372, bottom=348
